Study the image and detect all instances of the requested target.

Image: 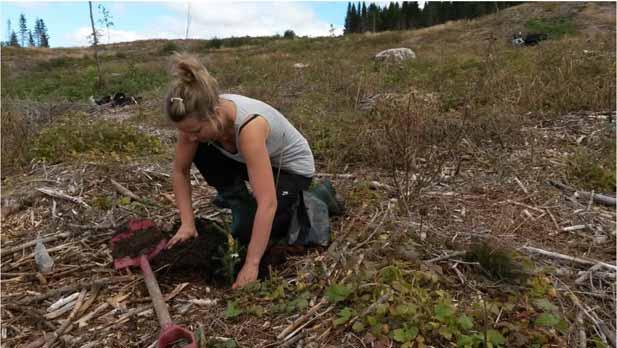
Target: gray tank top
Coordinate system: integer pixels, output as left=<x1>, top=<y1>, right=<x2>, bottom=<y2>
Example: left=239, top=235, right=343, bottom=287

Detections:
left=213, top=94, right=315, bottom=178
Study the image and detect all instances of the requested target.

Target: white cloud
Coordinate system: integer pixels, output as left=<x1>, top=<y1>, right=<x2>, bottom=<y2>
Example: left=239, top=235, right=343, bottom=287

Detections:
left=65, top=2, right=343, bottom=47
left=160, top=2, right=337, bottom=39
left=66, top=27, right=176, bottom=47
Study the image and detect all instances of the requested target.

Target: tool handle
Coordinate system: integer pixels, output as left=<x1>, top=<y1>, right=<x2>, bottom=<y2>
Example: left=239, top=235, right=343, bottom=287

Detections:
left=140, top=255, right=172, bottom=328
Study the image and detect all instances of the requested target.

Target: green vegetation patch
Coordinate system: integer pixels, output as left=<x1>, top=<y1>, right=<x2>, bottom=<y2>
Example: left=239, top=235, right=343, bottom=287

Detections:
left=567, top=143, right=616, bottom=193
left=525, top=17, right=577, bottom=38
left=30, top=113, right=164, bottom=162
left=3, top=59, right=168, bottom=102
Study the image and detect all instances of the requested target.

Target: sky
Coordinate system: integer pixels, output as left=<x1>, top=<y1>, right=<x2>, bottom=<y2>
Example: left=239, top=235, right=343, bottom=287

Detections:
left=0, top=1, right=362, bottom=48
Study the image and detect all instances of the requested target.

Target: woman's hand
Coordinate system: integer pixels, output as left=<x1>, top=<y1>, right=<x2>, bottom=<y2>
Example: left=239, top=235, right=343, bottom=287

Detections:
left=232, top=262, right=259, bottom=289
left=167, top=224, right=198, bottom=249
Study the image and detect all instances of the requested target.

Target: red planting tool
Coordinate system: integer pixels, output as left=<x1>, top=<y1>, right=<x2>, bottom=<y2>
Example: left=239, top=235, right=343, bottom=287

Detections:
left=111, top=219, right=196, bottom=348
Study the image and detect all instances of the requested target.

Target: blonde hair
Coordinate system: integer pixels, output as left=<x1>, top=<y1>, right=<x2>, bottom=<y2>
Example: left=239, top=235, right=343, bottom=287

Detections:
left=165, top=53, right=224, bottom=133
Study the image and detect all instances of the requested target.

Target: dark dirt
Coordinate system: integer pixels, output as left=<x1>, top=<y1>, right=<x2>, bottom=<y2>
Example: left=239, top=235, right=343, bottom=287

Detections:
left=152, top=218, right=233, bottom=285
left=111, top=217, right=317, bottom=287
left=111, top=224, right=166, bottom=259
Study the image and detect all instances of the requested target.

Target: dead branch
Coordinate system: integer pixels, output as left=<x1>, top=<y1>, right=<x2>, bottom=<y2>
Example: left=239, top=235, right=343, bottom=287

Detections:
left=1, top=304, right=56, bottom=331
left=16, top=276, right=136, bottom=305
left=277, top=298, right=327, bottom=340
left=110, top=178, right=141, bottom=201
left=548, top=180, right=616, bottom=207
left=45, top=289, right=87, bottom=347
left=575, top=263, right=606, bottom=285
left=426, top=251, right=467, bottom=263
left=36, top=187, right=90, bottom=208
left=1, top=232, right=71, bottom=258
left=521, top=246, right=617, bottom=272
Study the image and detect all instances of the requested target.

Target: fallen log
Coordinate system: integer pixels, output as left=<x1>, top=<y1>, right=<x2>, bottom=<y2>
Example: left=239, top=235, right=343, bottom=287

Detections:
left=548, top=180, right=616, bottom=207
left=521, top=246, right=617, bottom=272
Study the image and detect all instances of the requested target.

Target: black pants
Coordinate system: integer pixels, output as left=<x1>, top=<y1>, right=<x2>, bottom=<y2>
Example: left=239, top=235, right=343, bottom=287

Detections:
left=192, top=142, right=312, bottom=244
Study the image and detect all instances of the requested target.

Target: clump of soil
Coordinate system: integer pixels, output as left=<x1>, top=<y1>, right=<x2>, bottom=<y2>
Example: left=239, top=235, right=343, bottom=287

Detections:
left=152, top=218, right=235, bottom=286
left=111, top=224, right=166, bottom=259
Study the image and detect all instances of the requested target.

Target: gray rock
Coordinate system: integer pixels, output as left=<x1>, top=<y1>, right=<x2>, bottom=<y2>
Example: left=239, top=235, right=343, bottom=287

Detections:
left=375, top=47, right=416, bottom=62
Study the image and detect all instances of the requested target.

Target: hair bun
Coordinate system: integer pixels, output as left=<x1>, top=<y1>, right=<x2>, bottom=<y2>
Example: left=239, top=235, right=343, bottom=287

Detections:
left=172, top=53, right=206, bottom=84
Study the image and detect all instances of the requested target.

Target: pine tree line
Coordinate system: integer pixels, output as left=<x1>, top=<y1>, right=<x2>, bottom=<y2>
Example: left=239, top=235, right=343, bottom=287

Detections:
left=344, top=1, right=523, bottom=34
left=4, top=13, right=50, bottom=48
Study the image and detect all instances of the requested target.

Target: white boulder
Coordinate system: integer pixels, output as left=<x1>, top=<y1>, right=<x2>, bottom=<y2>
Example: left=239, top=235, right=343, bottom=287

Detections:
left=375, top=48, right=416, bottom=62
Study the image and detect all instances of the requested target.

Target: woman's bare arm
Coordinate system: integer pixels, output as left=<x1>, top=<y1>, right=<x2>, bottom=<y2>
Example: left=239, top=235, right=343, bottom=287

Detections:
left=168, top=132, right=199, bottom=248
left=233, top=116, right=276, bottom=288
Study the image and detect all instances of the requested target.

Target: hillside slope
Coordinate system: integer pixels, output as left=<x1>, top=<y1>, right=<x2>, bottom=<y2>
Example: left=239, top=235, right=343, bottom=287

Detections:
left=1, top=3, right=615, bottom=347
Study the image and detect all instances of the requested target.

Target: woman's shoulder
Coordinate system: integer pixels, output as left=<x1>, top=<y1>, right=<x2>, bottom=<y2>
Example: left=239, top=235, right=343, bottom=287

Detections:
left=221, top=93, right=267, bottom=105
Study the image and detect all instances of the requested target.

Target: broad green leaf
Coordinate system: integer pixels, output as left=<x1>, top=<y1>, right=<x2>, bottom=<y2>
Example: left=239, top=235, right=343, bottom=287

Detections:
left=391, top=326, right=418, bottom=343
left=224, top=300, right=243, bottom=319
left=393, top=304, right=417, bottom=317
left=325, top=283, right=352, bottom=303
left=270, top=285, right=285, bottom=300
left=533, top=298, right=558, bottom=312
left=457, top=334, right=484, bottom=348
left=352, top=321, right=365, bottom=333
left=247, top=304, right=265, bottom=317
left=487, top=329, right=506, bottom=346
left=438, top=326, right=453, bottom=340
left=434, top=303, right=454, bottom=322
left=334, top=307, right=354, bottom=326
left=380, top=265, right=401, bottom=283
left=456, top=314, right=474, bottom=330
left=457, top=334, right=474, bottom=348
left=535, top=313, right=560, bottom=327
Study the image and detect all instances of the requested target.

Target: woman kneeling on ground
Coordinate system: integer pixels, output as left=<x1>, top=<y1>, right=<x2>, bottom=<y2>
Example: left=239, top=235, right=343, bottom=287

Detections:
left=164, top=53, right=319, bottom=289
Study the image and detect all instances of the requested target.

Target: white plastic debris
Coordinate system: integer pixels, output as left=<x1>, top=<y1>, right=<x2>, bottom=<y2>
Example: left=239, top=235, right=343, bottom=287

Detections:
left=34, top=240, right=54, bottom=273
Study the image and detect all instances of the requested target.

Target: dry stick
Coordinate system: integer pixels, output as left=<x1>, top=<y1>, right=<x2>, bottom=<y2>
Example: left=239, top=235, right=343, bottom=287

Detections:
left=315, top=173, right=355, bottom=179
left=282, top=305, right=335, bottom=342
left=17, top=276, right=135, bottom=305
left=111, top=178, right=161, bottom=207
left=67, top=223, right=114, bottom=230
left=513, top=177, right=528, bottom=194
left=74, top=284, right=102, bottom=318
left=566, top=289, right=616, bottom=348
left=521, top=246, right=617, bottom=272
left=575, top=263, right=606, bottom=285
left=346, top=290, right=391, bottom=328
left=426, top=250, right=467, bottom=263
left=45, top=289, right=87, bottom=347
left=576, top=311, right=587, bottom=348
left=75, top=303, right=109, bottom=327
left=4, top=243, right=77, bottom=272
left=351, top=209, right=389, bottom=252
left=277, top=298, right=328, bottom=340
left=548, top=180, right=616, bottom=207
left=1, top=304, right=56, bottom=331
left=327, top=214, right=361, bottom=257
left=110, top=179, right=141, bottom=201
left=545, top=208, right=560, bottom=230
left=506, top=199, right=545, bottom=214
left=1, top=232, right=72, bottom=258
left=36, top=187, right=90, bottom=208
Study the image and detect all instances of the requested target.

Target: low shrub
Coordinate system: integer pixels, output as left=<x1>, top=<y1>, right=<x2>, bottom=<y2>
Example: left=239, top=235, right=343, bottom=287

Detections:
left=159, top=41, right=179, bottom=55
left=526, top=16, right=577, bottom=38
left=30, top=113, right=164, bottom=163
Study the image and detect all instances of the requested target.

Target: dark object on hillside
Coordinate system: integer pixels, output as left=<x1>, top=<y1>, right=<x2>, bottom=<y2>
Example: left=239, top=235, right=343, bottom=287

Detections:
left=91, top=92, right=141, bottom=107
left=512, top=32, right=548, bottom=46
